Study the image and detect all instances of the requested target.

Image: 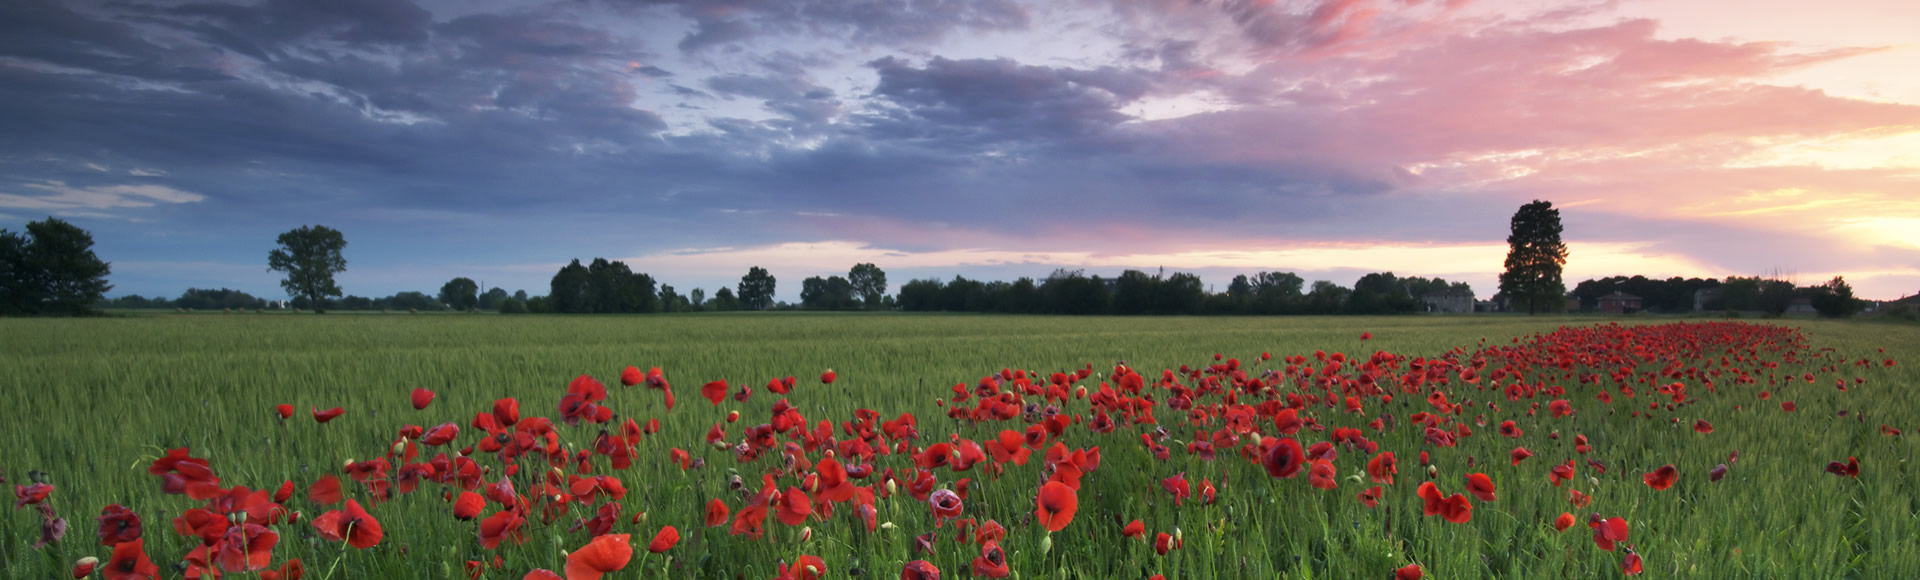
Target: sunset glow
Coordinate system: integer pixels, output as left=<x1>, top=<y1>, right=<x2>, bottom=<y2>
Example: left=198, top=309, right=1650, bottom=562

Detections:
left=1, top=0, right=1915, bottom=300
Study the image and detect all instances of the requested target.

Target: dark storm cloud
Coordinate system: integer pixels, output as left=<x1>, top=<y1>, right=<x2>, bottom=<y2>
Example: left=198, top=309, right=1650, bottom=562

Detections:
left=861, top=56, right=1153, bottom=145
left=617, top=0, right=1031, bottom=51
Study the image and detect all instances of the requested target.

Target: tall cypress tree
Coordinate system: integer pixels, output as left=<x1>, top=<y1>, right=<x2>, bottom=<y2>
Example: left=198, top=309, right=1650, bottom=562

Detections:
left=1498, top=200, right=1569, bottom=315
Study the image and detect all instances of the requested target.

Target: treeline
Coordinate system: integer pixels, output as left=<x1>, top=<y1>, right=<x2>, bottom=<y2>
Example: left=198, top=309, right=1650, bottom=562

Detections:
left=898, top=270, right=1473, bottom=315
left=1568, top=274, right=1862, bottom=317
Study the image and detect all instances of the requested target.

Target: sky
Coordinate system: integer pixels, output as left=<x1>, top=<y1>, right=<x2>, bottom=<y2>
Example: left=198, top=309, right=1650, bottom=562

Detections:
left=3, top=0, right=1917, bottom=303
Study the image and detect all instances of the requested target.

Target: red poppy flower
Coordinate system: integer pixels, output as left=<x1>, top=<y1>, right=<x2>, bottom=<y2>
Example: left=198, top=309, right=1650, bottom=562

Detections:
left=648, top=526, right=679, bottom=553
left=524, top=570, right=562, bottom=580
left=422, top=423, right=459, bottom=446
left=1262, top=437, right=1305, bottom=479
left=1161, top=473, right=1191, bottom=506
left=452, top=491, right=484, bottom=520
left=821, top=370, right=836, bottom=384
left=1553, top=512, right=1576, bottom=532
left=1825, top=456, right=1859, bottom=477
left=1574, top=434, right=1591, bottom=455
left=1592, top=517, right=1629, bottom=551
left=902, top=560, right=941, bottom=580
left=274, top=404, right=293, bottom=420
left=1548, top=399, right=1573, bottom=418
left=311, top=407, right=344, bottom=423
left=1623, top=551, right=1644, bottom=575
left=1782, top=401, right=1796, bottom=412
left=12, top=481, right=52, bottom=508
left=1549, top=460, right=1576, bottom=487
left=1498, top=420, right=1522, bottom=438
left=73, top=557, right=99, bottom=579
left=1510, top=447, right=1534, bottom=466
left=310, top=499, right=381, bottom=549
left=929, top=488, right=964, bottom=523
left=97, top=504, right=142, bottom=547
left=1122, top=519, right=1145, bottom=539
left=309, top=475, right=342, bottom=505
left=1357, top=485, right=1381, bottom=508
left=776, top=486, right=813, bottom=526
left=1642, top=465, right=1678, bottom=490
left=1465, top=473, right=1496, bottom=502
left=1709, top=464, right=1728, bottom=482
left=1154, top=532, right=1178, bottom=555
left=492, top=398, right=520, bottom=426
left=479, top=509, right=528, bottom=549
left=1034, top=481, right=1078, bottom=532
left=1366, top=451, right=1396, bottom=484
left=1396, top=564, right=1423, bottom=580
left=705, top=498, right=730, bottom=527
left=1416, top=482, right=1472, bottom=523
left=410, top=388, right=435, bottom=410
left=565, top=533, right=632, bottom=580
left=783, top=554, right=828, bottom=580
left=104, top=537, right=159, bottom=580
left=1308, top=460, right=1338, bottom=490
left=1693, top=419, right=1712, bottom=434
left=213, top=523, right=277, bottom=572
left=257, top=558, right=302, bottom=580
left=621, top=366, right=644, bottom=387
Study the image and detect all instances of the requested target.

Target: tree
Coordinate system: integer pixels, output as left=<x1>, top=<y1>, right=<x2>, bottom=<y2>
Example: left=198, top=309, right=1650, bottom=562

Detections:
left=849, top=263, right=887, bottom=309
left=1809, top=276, right=1858, bottom=318
left=710, top=287, right=739, bottom=311
left=897, top=279, right=944, bottom=311
left=659, top=284, right=682, bottom=312
left=689, top=288, right=705, bottom=311
left=738, top=266, right=776, bottom=310
left=1, top=218, right=113, bottom=315
left=478, top=287, right=509, bottom=310
left=1497, top=200, right=1569, bottom=315
left=439, top=277, right=480, bottom=311
left=268, top=225, right=347, bottom=313
left=549, top=259, right=591, bottom=313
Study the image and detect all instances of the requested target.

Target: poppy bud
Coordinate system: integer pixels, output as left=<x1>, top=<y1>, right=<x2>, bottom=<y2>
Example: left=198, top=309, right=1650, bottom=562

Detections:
left=881, top=522, right=896, bottom=531
left=801, top=527, right=813, bottom=542
left=1588, top=476, right=1600, bottom=488
left=1041, top=533, right=1052, bottom=556
left=72, top=557, right=99, bottom=579
left=393, top=439, right=408, bottom=455
left=887, top=479, right=899, bottom=496
left=1425, top=465, right=1438, bottom=479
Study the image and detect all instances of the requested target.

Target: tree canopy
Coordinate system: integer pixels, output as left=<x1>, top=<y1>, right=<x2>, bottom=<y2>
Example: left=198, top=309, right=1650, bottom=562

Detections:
left=738, top=266, right=776, bottom=311
left=1498, top=200, right=1569, bottom=315
left=268, top=225, right=347, bottom=313
left=1, top=217, right=113, bottom=316
left=439, top=277, right=479, bottom=311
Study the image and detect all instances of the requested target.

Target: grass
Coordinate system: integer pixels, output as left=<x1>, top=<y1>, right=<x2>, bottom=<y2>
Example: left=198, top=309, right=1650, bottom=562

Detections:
left=2, top=313, right=1915, bottom=578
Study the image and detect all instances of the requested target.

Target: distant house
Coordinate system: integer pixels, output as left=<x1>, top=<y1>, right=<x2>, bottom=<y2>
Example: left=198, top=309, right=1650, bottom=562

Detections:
left=1421, top=289, right=1475, bottom=313
left=1786, top=298, right=1816, bottom=314
left=1598, top=291, right=1642, bottom=314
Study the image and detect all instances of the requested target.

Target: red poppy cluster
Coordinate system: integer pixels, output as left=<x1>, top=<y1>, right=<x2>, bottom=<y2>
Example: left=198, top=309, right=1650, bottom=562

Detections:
left=31, top=321, right=1900, bottom=579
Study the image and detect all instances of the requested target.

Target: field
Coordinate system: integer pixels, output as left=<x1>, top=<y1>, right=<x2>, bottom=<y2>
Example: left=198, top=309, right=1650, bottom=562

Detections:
left=3, top=313, right=1916, bottom=579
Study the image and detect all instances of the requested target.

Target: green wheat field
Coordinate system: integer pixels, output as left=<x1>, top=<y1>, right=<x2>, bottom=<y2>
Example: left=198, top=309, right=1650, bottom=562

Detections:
left=3, top=313, right=1916, bottom=579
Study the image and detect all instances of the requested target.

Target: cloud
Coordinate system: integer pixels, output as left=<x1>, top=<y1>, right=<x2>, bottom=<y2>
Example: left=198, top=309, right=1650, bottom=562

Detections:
left=620, top=0, right=1031, bottom=51
left=0, top=181, right=206, bottom=215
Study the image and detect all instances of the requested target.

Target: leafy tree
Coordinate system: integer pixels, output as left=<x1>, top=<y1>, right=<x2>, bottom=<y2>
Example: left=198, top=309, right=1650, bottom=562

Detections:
left=513, top=289, right=528, bottom=302
left=549, top=259, right=591, bottom=313
left=1157, top=272, right=1205, bottom=314
left=498, top=298, right=528, bottom=314
left=897, top=279, right=944, bottom=311
left=1809, top=276, right=1858, bottom=318
left=1306, top=280, right=1351, bottom=314
left=268, top=225, right=347, bottom=313
left=176, top=288, right=265, bottom=311
left=1250, top=271, right=1305, bottom=314
left=1111, top=270, right=1158, bottom=314
left=659, top=284, right=683, bottom=312
left=439, top=277, right=480, bottom=311
left=738, top=266, right=776, bottom=310
left=1497, top=200, right=1569, bottom=314
left=710, top=287, right=739, bottom=311
left=1, top=218, right=113, bottom=315
left=800, top=276, right=828, bottom=309
left=689, top=288, right=706, bottom=311
left=849, top=263, right=887, bottom=308
left=478, top=287, right=509, bottom=310
left=388, top=291, right=440, bottom=311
